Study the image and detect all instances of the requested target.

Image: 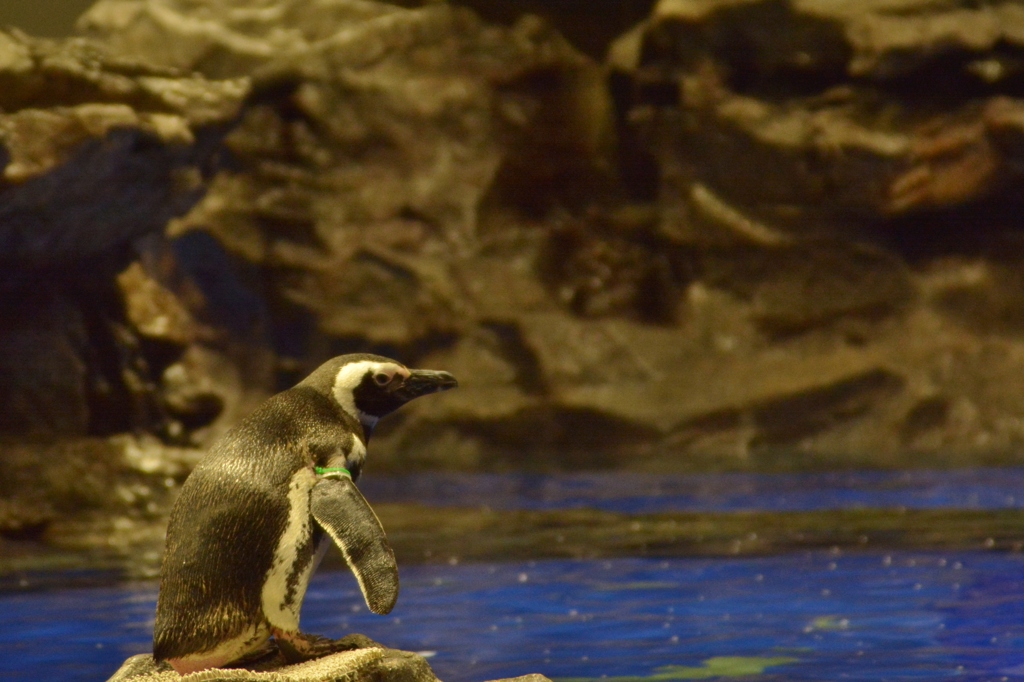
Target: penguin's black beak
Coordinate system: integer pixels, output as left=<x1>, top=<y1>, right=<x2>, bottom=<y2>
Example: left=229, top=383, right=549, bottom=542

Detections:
left=392, top=369, right=458, bottom=402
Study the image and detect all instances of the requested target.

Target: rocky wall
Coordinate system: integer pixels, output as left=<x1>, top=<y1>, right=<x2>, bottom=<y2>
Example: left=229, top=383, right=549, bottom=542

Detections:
left=6, top=0, right=1024, bottom=543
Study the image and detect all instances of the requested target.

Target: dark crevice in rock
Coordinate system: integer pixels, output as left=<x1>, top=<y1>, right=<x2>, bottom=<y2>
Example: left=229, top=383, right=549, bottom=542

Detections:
left=901, top=395, right=951, bottom=445
left=647, top=2, right=852, bottom=100
left=482, top=321, right=549, bottom=396
left=750, top=369, right=905, bottom=449
left=488, top=65, right=621, bottom=216
left=399, top=0, right=657, bottom=61
left=171, top=232, right=269, bottom=337
left=457, top=406, right=661, bottom=471
left=670, top=369, right=906, bottom=453
left=607, top=70, right=663, bottom=202
left=540, top=209, right=687, bottom=324
left=700, top=241, right=914, bottom=339
left=875, top=202, right=1024, bottom=265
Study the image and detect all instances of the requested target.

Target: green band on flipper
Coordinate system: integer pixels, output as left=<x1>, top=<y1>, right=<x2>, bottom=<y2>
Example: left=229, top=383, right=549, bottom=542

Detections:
left=315, top=466, right=352, bottom=480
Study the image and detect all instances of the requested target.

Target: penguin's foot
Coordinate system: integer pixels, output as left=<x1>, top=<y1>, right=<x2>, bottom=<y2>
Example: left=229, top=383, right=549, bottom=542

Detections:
left=225, top=641, right=283, bottom=671
left=272, top=628, right=383, bottom=664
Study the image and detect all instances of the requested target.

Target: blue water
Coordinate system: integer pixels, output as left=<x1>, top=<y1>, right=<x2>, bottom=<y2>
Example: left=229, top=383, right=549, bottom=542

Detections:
left=6, top=469, right=1024, bottom=681
left=359, top=468, right=1024, bottom=514
left=4, top=551, right=1024, bottom=681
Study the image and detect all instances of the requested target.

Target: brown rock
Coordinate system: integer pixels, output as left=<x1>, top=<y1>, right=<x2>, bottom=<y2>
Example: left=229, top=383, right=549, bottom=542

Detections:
left=619, top=0, right=1024, bottom=222
left=46, top=0, right=1024, bottom=477
left=0, top=26, right=249, bottom=445
left=82, top=0, right=614, bottom=350
left=106, top=647, right=440, bottom=682
left=117, top=261, right=196, bottom=346
left=0, top=30, right=246, bottom=269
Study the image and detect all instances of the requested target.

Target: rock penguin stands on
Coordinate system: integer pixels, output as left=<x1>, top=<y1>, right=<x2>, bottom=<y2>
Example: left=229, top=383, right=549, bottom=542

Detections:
left=152, top=354, right=457, bottom=675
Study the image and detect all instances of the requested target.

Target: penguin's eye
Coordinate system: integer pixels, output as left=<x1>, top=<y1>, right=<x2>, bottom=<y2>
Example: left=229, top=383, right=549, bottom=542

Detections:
left=373, top=372, right=391, bottom=386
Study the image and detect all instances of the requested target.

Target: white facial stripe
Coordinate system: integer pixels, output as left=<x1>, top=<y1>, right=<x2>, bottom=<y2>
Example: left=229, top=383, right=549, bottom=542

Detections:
left=332, top=360, right=405, bottom=428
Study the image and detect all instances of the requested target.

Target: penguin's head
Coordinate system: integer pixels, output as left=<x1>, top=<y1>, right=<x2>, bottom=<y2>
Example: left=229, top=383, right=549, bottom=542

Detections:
left=301, top=354, right=457, bottom=431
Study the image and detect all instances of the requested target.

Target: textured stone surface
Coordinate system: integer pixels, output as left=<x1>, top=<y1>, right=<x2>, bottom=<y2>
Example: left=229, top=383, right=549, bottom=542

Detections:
left=0, top=26, right=248, bottom=438
left=59, top=0, right=1024, bottom=478
left=8, top=0, right=1024, bottom=562
left=621, top=0, right=1024, bottom=219
left=0, top=31, right=247, bottom=268
left=0, top=27, right=252, bottom=536
left=106, top=647, right=439, bottom=682
left=105, top=647, right=550, bottom=682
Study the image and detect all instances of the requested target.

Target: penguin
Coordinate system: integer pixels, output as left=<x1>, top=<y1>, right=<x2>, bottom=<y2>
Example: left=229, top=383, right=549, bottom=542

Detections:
left=152, top=354, right=457, bottom=675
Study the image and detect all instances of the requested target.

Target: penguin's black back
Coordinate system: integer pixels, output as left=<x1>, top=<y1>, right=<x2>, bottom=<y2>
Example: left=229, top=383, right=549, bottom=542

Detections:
left=153, top=386, right=357, bottom=661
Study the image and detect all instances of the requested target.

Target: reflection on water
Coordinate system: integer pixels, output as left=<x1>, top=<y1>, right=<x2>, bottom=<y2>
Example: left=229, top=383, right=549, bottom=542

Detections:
left=361, top=468, right=1024, bottom=513
left=4, top=551, right=1024, bottom=681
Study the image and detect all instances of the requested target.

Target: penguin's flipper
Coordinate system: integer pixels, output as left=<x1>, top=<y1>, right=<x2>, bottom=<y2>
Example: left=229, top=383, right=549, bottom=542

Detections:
left=310, top=476, right=399, bottom=615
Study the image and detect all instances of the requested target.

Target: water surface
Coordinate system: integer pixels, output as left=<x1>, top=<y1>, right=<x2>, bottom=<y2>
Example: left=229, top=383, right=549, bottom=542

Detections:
left=4, top=550, right=1024, bottom=681
left=361, top=468, right=1024, bottom=514
left=5, top=469, right=1024, bottom=681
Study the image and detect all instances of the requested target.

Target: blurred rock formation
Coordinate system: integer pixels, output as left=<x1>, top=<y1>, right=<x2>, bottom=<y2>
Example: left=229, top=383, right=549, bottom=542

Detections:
left=0, top=28, right=252, bottom=536
left=6, top=0, right=1024, bottom=547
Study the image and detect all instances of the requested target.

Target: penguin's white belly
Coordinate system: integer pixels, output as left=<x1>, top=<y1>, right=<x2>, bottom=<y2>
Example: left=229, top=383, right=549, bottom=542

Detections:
left=261, top=468, right=318, bottom=631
